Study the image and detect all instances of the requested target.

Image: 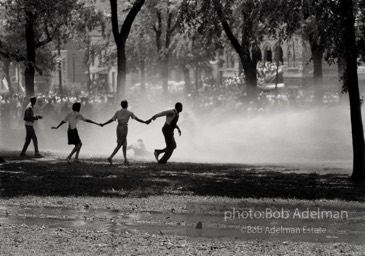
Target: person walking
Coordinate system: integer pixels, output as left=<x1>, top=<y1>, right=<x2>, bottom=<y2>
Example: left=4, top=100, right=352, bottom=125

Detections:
left=20, top=96, right=43, bottom=158
left=100, top=100, right=147, bottom=165
left=51, top=102, right=100, bottom=163
left=147, top=102, right=183, bottom=164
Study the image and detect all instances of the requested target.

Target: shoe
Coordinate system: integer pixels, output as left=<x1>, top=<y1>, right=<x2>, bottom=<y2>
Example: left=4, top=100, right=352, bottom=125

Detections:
left=20, top=153, right=26, bottom=157
left=124, top=160, right=129, bottom=165
left=74, top=159, right=80, bottom=163
left=107, top=158, right=112, bottom=165
left=66, top=158, right=71, bottom=164
left=154, top=150, right=159, bottom=162
left=34, top=154, right=44, bottom=158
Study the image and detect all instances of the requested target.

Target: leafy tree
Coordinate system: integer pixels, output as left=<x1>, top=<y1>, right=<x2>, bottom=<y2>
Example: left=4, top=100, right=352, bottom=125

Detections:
left=189, top=0, right=301, bottom=97
left=125, top=12, right=157, bottom=93
left=0, top=24, right=57, bottom=94
left=301, top=0, right=347, bottom=101
left=0, top=32, right=25, bottom=93
left=3, top=0, right=84, bottom=96
left=109, top=0, right=145, bottom=98
left=144, top=0, right=184, bottom=94
left=171, top=29, right=219, bottom=95
left=71, top=3, right=105, bottom=94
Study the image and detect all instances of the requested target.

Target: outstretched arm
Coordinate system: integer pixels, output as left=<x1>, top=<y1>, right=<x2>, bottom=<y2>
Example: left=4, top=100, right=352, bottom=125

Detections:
left=85, top=119, right=101, bottom=126
left=134, top=116, right=147, bottom=124
left=101, top=119, right=114, bottom=127
left=148, top=110, right=173, bottom=123
left=52, top=121, right=66, bottom=129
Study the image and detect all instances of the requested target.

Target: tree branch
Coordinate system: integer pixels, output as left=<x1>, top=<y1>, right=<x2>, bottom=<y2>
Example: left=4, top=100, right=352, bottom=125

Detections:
left=119, top=0, right=145, bottom=44
left=214, top=1, right=242, bottom=54
left=110, top=0, right=121, bottom=46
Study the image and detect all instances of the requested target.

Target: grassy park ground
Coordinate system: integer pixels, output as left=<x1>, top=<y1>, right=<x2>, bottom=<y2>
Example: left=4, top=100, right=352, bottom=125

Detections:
left=1, top=151, right=365, bottom=255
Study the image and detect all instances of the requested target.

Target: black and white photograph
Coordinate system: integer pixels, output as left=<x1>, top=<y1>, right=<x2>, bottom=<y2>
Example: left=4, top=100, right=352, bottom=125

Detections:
left=1, top=0, right=365, bottom=255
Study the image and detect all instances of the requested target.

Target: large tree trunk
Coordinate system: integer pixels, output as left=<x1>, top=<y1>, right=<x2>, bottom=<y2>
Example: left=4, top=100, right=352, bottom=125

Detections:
left=25, top=11, right=36, bottom=96
left=309, top=40, right=324, bottom=102
left=240, top=40, right=257, bottom=98
left=241, top=54, right=257, bottom=98
left=215, top=2, right=258, bottom=99
left=340, top=0, right=365, bottom=181
left=337, top=55, right=347, bottom=102
left=110, top=0, right=145, bottom=99
left=116, top=44, right=127, bottom=98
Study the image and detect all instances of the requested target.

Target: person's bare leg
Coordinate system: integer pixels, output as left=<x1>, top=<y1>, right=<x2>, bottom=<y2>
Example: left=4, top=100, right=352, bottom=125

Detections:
left=67, top=145, right=78, bottom=163
left=108, top=143, right=122, bottom=164
left=123, top=145, right=128, bottom=165
left=75, top=142, right=82, bottom=161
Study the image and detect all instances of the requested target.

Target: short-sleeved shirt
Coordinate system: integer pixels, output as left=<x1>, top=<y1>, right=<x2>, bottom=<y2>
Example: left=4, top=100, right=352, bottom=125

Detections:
left=63, top=111, right=86, bottom=129
left=112, top=109, right=135, bottom=126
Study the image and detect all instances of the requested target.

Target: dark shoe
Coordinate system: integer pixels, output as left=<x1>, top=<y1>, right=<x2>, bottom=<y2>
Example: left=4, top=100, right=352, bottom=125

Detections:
left=154, top=150, right=159, bottom=161
left=66, top=158, right=71, bottom=164
left=124, top=160, right=129, bottom=166
left=20, top=153, right=26, bottom=157
left=107, top=158, right=112, bottom=165
left=34, top=154, right=44, bottom=158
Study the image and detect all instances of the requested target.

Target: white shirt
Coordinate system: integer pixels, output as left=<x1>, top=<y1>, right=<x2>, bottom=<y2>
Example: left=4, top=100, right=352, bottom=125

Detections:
left=63, top=111, right=86, bottom=129
left=111, top=109, right=135, bottom=126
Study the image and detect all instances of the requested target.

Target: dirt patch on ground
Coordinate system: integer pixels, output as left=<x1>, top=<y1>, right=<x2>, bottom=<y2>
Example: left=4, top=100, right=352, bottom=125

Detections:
left=1, top=152, right=365, bottom=255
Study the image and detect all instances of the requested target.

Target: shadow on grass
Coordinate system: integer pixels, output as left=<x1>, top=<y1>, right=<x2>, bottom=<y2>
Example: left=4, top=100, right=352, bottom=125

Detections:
left=0, top=160, right=364, bottom=201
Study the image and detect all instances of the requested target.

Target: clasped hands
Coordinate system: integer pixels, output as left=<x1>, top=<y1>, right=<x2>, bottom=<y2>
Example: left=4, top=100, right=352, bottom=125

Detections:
left=145, top=116, right=156, bottom=125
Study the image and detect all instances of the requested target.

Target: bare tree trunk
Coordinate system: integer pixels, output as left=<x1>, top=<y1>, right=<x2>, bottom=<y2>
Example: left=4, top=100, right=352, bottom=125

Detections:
left=110, top=0, right=145, bottom=99
left=340, top=0, right=365, bottom=181
left=57, top=36, right=63, bottom=95
left=310, top=42, right=324, bottom=102
left=116, top=44, right=127, bottom=98
left=214, top=1, right=257, bottom=98
left=25, top=11, right=36, bottom=96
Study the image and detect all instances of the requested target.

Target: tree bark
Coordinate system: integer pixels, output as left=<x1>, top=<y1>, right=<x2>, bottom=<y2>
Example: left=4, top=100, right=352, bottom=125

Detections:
left=110, top=0, right=145, bottom=99
left=309, top=38, right=324, bottom=102
left=116, top=44, right=127, bottom=98
left=214, top=2, right=257, bottom=98
left=340, top=0, right=365, bottom=181
left=25, top=11, right=36, bottom=96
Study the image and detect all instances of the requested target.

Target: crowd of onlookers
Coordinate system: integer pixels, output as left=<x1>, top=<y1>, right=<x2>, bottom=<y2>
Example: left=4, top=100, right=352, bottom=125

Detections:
left=187, top=76, right=342, bottom=117
left=0, top=78, right=343, bottom=133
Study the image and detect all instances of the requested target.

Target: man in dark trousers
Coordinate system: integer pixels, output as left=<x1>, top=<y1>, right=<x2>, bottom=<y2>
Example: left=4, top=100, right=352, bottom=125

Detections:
left=20, top=96, right=43, bottom=158
left=147, top=102, right=183, bottom=164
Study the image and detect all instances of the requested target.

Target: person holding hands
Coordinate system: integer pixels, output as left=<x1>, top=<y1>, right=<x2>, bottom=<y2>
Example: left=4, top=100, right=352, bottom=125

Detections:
left=52, top=102, right=100, bottom=163
left=100, top=100, right=148, bottom=165
left=147, top=102, right=183, bottom=164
